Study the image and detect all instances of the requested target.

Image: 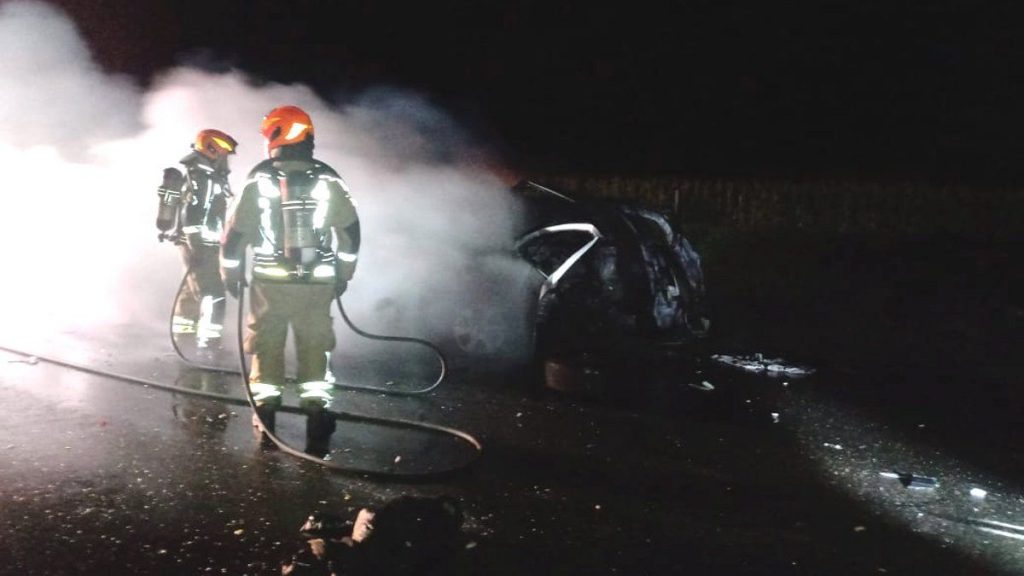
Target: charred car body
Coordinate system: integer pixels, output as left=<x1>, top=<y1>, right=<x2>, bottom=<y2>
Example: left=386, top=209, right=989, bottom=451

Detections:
left=514, top=182, right=709, bottom=358
left=435, top=181, right=710, bottom=365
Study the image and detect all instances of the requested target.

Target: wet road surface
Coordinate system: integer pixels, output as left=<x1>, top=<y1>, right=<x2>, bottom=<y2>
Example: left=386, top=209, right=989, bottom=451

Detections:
left=2, top=321, right=1024, bottom=575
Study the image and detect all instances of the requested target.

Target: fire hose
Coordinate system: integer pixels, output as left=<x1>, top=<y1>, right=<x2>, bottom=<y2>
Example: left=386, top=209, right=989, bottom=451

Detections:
left=0, top=337, right=481, bottom=481
left=0, top=255, right=481, bottom=480
left=232, top=269, right=481, bottom=478
left=169, top=261, right=445, bottom=395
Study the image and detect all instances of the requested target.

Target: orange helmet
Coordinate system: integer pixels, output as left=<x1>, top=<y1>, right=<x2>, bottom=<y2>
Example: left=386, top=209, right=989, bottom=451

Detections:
left=260, top=105, right=314, bottom=156
left=193, top=129, right=237, bottom=160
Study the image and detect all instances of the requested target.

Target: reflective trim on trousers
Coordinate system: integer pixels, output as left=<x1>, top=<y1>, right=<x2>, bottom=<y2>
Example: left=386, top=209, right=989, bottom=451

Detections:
left=299, top=381, right=333, bottom=408
left=324, top=352, right=336, bottom=384
left=249, top=382, right=283, bottom=404
left=172, top=316, right=196, bottom=334
left=196, top=325, right=223, bottom=339
left=197, top=296, right=224, bottom=339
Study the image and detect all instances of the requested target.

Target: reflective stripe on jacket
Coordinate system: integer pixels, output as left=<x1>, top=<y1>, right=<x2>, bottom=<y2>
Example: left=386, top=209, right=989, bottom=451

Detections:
left=221, top=158, right=359, bottom=283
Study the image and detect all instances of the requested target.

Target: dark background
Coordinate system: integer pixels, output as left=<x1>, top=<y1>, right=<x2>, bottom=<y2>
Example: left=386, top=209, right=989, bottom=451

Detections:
left=56, top=0, right=1024, bottom=181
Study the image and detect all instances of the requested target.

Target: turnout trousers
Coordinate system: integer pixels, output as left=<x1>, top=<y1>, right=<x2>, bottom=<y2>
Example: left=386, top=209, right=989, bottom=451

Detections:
left=174, top=243, right=226, bottom=344
left=245, top=279, right=336, bottom=410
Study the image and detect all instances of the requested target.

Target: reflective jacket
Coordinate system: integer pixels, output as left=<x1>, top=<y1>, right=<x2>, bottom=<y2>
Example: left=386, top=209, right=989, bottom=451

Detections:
left=177, top=152, right=232, bottom=247
left=221, top=158, right=360, bottom=283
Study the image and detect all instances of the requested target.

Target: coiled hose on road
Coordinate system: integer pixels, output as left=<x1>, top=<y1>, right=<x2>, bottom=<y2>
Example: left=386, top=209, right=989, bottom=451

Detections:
left=170, top=263, right=446, bottom=395
left=0, top=265, right=481, bottom=481
left=232, top=273, right=481, bottom=479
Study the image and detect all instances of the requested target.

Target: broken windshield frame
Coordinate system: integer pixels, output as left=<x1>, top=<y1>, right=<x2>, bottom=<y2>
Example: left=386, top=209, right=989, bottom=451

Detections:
left=515, top=223, right=603, bottom=301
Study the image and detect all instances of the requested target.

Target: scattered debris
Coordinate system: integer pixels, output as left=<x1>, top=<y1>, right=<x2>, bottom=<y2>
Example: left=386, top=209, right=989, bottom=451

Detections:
left=902, top=475, right=938, bottom=489
left=824, top=443, right=844, bottom=450
left=970, top=488, right=988, bottom=499
left=879, top=471, right=939, bottom=489
left=285, top=495, right=465, bottom=574
left=688, top=381, right=715, bottom=392
left=710, top=353, right=815, bottom=377
left=972, top=518, right=1024, bottom=541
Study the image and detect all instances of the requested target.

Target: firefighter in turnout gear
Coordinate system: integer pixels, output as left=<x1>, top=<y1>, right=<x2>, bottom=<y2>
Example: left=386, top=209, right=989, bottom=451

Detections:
left=157, top=129, right=237, bottom=350
left=220, top=105, right=360, bottom=456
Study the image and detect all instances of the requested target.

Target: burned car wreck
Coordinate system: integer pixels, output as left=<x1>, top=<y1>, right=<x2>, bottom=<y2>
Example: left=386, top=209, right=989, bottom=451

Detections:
left=433, top=181, right=710, bottom=366
left=514, top=181, right=709, bottom=358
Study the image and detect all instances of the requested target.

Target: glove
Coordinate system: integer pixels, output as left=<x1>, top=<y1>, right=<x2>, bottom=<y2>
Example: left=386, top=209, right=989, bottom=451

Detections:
left=221, top=266, right=242, bottom=299
left=334, top=279, right=348, bottom=298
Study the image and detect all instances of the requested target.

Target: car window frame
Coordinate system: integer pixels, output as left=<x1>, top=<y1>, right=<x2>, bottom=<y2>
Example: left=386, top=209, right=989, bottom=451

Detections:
left=515, top=222, right=603, bottom=301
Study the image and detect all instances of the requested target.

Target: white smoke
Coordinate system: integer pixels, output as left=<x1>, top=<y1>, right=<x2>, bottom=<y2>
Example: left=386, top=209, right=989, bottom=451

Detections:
left=0, top=1, right=141, bottom=149
left=0, top=0, right=535, bottom=363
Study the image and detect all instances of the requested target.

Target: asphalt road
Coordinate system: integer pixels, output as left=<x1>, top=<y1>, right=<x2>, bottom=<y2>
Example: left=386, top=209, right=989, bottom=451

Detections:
left=1, top=319, right=1023, bottom=575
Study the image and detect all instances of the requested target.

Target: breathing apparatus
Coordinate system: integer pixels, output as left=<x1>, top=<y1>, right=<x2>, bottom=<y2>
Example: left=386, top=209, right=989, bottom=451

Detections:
left=0, top=113, right=476, bottom=479
left=185, top=106, right=468, bottom=473
left=168, top=151, right=458, bottom=473
left=156, top=167, right=185, bottom=236
left=279, top=170, right=321, bottom=271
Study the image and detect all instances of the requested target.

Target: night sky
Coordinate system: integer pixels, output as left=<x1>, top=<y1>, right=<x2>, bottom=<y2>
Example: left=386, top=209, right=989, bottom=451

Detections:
left=55, top=0, right=1024, bottom=182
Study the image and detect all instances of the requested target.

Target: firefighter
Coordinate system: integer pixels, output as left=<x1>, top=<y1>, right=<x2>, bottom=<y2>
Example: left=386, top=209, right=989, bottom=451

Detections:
left=220, top=105, right=360, bottom=456
left=156, top=129, right=237, bottom=351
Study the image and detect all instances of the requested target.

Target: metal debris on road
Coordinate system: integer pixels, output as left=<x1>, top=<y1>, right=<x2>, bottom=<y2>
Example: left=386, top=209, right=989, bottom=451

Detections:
left=710, top=353, right=815, bottom=377
left=879, top=471, right=939, bottom=489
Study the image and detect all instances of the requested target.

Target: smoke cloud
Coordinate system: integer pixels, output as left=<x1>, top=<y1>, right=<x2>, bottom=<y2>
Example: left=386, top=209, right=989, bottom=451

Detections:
left=0, top=0, right=536, bottom=365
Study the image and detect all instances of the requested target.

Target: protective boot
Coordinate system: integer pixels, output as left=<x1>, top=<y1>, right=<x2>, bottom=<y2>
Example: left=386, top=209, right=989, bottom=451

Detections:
left=252, top=403, right=278, bottom=449
left=305, top=407, right=336, bottom=457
